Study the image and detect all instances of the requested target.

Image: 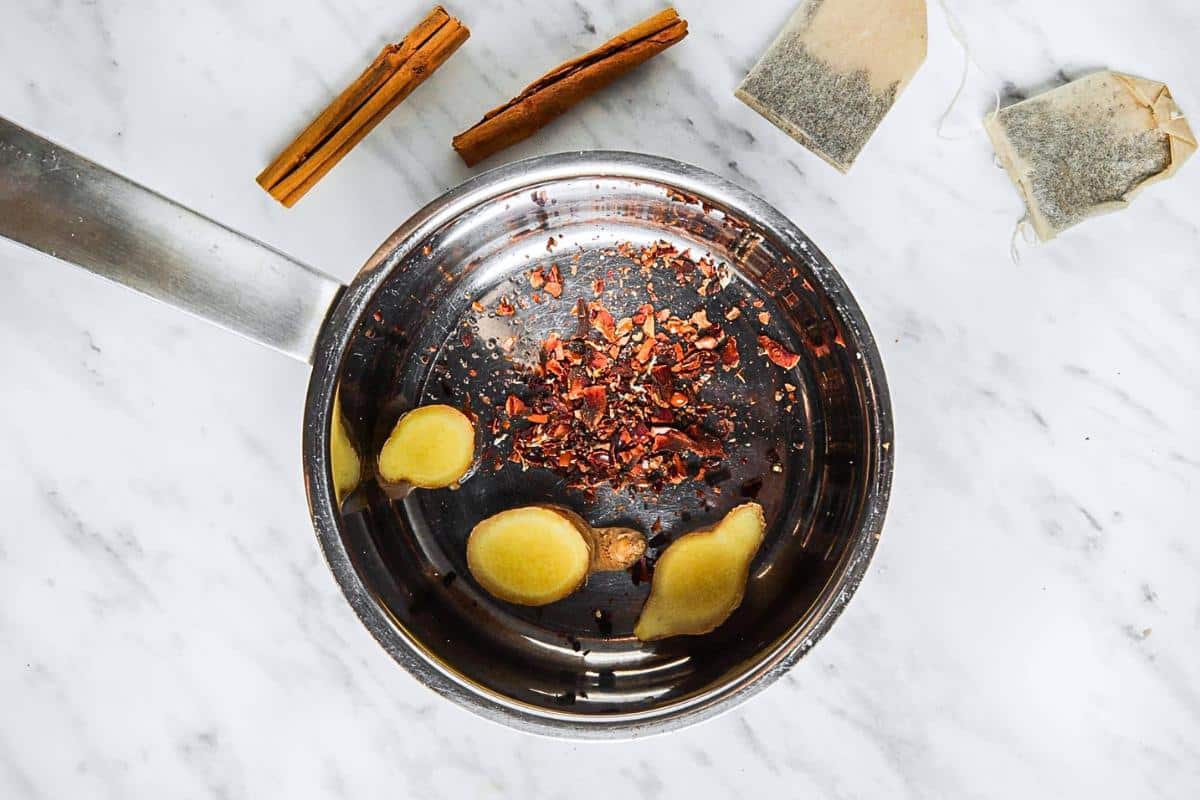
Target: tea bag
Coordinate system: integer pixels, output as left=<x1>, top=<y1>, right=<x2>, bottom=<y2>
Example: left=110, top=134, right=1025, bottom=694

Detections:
left=736, top=0, right=928, bottom=172
left=984, top=71, right=1196, bottom=241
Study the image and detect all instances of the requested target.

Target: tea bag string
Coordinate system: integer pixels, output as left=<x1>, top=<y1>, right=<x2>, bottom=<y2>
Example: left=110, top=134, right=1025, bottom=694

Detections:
left=935, top=0, right=1030, bottom=261
left=1009, top=213, right=1037, bottom=264
left=935, top=0, right=1002, bottom=140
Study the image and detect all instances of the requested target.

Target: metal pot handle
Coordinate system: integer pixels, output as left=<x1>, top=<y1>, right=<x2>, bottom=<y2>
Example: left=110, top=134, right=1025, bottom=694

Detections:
left=0, top=116, right=344, bottom=364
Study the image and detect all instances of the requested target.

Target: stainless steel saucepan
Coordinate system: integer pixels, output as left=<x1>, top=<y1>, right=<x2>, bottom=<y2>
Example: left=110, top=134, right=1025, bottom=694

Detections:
left=0, top=116, right=893, bottom=738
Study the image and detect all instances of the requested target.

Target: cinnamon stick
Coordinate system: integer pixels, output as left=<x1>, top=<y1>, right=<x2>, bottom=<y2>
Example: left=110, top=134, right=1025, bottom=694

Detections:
left=452, top=8, right=687, bottom=167
left=258, top=6, right=469, bottom=207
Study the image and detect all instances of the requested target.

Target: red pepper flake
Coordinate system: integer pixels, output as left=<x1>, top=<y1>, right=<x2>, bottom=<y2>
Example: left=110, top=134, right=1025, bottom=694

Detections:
left=720, top=337, right=740, bottom=369
left=642, top=315, right=655, bottom=338
left=580, top=385, right=607, bottom=420
left=759, top=335, right=800, bottom=369
left=758, top=311, right=771, bottom=325
left=471, top=301, right=485, bottom=313
left=652, top=429, right=711, bottom=456
left=724, top=307, right=742, bottom=321
left=669, top=453, right=687, bottom=483
left=635, top=338, right=655, bottom=363
left=592, top=309, right=616, bottom=342
left=526, top=413, right=550, bottom=424
left=529, top=267, right=546, bottom=289
left=496, top=298, right=516, bottom=316
left=592, top=278, right=605, bottom=296
left=545, top=263, right=564, bottom=298
left=505, top=395, right=527, bottom=416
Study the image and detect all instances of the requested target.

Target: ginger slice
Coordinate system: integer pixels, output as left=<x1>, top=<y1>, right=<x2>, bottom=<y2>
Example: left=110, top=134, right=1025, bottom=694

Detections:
left=467, top=505, right=646, bottom=606
left=736, top=0, right=928, bottom=172
left=378, top=404, right=475, bottom=489
left=984, top=70, right=1196, bottom=241
left=634, top=502, right=766, bottom=641
left=330, top=392, right=361, bottom=504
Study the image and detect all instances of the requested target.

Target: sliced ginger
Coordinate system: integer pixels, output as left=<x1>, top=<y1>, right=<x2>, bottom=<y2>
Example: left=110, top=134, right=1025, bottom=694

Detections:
left=467, top=505, right=646, bottom=606
left=635, top=502, right=766, bottom=641
left=378, top=404, right=475, bottom=489
left=330, top=392, right=362, bottom=504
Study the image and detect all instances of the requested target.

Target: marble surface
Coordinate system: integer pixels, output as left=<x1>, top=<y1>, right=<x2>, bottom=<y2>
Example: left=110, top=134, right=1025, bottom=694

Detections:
left=2, top=0, right=1198, bottom=796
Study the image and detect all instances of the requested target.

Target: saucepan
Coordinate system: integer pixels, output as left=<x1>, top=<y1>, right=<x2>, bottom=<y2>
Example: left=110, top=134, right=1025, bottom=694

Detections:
left=0, top=115, right=892, bottom=738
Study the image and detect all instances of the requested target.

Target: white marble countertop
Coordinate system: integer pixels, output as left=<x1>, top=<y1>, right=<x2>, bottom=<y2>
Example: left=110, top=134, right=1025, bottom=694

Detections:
left=2, top=0, right=1198, bottom=796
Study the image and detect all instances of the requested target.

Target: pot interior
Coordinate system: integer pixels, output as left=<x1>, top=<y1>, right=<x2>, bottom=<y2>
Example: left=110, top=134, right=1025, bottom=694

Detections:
left=325, top=165, right=887, bottom=728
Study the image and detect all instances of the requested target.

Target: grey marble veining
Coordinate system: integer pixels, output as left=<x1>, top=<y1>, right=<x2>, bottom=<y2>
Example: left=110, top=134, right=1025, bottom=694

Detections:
left=2, top=0, right=1198, bottom=797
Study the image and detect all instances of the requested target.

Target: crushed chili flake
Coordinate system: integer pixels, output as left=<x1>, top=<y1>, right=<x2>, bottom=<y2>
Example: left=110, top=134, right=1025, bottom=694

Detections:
left=642, top=315, right=655, bottom=338
left=759, top=335, right=801, bottom=369
left=592, top=308, right=616, bottom=341
left=544, top=264, right=564, bottom=298
left=720, top=337, right=740, bottom=369
left=496, top=297, right=516, bottom=316
left=758, top=311, right=771, bottom=325
left=724, top=307, right=742, bottom=321
left=505, top=395, right=527, bottom=416
left=506, top=291, right=737, bottom=497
